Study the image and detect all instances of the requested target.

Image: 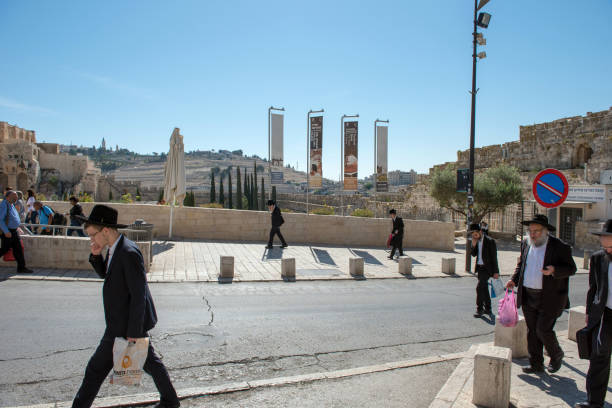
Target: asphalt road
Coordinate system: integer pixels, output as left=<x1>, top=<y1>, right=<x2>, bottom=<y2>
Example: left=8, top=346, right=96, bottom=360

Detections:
left=0, top=275, right=589, bottom=407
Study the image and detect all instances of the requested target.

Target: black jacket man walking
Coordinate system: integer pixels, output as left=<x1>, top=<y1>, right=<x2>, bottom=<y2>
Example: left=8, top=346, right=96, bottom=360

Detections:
left=388, top=209, right=404, bottom=259
left=469, top=223, right=499, bottom=317
left=266, top=199, right=287, bottom=249
left=72, top=205, right=179, bottom=408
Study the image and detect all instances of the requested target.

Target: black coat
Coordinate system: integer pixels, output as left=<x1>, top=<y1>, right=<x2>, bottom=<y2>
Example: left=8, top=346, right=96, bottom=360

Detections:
left=586, top=250, right=612, bottom=330
left=271, top=206, right=284, bottom=228
left=470, top=235, right=499, bottom=277
left=510, top=235, right=577, bottom=317
left=89, top=235, right=158, bottom=339
left=391, top=216, right=404, bottom=237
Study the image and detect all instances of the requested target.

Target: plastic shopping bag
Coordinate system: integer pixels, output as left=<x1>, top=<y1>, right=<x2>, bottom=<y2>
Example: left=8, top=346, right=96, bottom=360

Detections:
left=386, top=234, right=393, bottom=248
left=489, top=278, right=504, bottom=298
left=110, top=337, right=149, bottom=386
left=498, top=289, right=518, bottom=327
left=2, top=238, right=24, bottom=262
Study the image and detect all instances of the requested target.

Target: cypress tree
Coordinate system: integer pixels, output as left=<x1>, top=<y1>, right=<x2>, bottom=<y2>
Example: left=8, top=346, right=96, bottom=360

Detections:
left=157, top=189, right=163, bottom=203
left=210, top=172, right=216, bottom=203
left=109, top=191, right=113, bottom=201
left=250, top=174, right=255, bottom=210
left=236, top=167, right=242, bottom=209
left=260, top=177, right=265, bottom=210
left=272, top=186, right=277, bottom=203
left=243, top=167, right=248, bottom=204
left=253, top=161, right=259, bottom=210
left=228, top=171, right=233, bottom=209
left=219, top=176, right=225, bottom=206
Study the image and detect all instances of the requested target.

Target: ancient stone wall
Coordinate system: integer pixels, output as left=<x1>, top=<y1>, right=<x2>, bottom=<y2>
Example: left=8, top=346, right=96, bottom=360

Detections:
left=0, top=121, right=36, bottom=144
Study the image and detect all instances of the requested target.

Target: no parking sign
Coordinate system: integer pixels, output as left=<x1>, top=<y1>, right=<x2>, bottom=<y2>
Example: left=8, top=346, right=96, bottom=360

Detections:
left=532, top=169, right=568, bottom=208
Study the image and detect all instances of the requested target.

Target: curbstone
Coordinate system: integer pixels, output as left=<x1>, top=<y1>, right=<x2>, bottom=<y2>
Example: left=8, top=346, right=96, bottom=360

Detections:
left=441, top=258, right=455, bottom=275
left=494, top=315, right=528, bottom=359
left=473, top=344, right=511, bottom=408
left=568, top=305, right=587, bottom=342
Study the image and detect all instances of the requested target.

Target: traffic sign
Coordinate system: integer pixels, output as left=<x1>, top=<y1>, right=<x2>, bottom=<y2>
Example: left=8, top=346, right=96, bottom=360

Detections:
left=532, top=169, right=568, bottom=208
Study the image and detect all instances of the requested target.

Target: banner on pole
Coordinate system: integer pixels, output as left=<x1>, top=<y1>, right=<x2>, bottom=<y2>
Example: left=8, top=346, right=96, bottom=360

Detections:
left=270, top=113, right=284, bottom=168
left=344, top=121, right=358, bottom=191
left=310, top=116, right=323, bottom=188
left=376, top=126, right=388, bottom=192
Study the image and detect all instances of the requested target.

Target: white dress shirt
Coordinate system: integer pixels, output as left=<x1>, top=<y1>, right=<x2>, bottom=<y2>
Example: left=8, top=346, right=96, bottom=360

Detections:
left=523, top=239, right=548, bottom=289
left=106, top=235, right=122, bottom=270
left=606, top=262, right=612, bottom=309
left=477, top=237, right=485, bottom=266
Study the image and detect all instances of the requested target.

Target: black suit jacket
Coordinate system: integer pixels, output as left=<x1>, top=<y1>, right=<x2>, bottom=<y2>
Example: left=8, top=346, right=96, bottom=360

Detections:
left=586, top=250, right=612, bottom=330
left=271, top=206, right=284, bottom=228
left=470, top=235, right=499, bottom=277
left=511, top=235, right=577, bottom=317
left=391, top=216, right=404, bottom=237
left=90, top=235, right=158, bottom=339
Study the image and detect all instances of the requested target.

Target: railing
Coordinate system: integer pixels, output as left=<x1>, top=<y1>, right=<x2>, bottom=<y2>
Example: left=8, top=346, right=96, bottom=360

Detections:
left=19, top=223, right=150, bottom=242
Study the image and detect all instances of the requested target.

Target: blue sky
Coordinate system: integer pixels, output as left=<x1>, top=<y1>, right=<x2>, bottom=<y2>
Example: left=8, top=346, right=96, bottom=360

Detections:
left=1, top=0, right=610, bottom=179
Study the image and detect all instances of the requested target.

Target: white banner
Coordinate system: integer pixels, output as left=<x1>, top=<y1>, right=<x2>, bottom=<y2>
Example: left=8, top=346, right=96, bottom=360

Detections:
left=270, top=113, right=284, bottom=168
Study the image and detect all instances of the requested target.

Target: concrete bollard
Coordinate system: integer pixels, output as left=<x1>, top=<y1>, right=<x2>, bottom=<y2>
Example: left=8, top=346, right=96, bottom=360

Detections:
left=441, top=258, right=456, bottom=275
left=568, top=306, right=587, bottom=342
left=584, top=250, right=593, bottom=270
left=473, top=345, right=512, bottom=408
left=349, top=257, right=365, bottom=278
left=281, top=258, right=296, bottom=281
left=398, top=257, right=413, bottom=275
left=219, top=256, right=234, bottom=282
left=494, top=315, right=528, bottom=358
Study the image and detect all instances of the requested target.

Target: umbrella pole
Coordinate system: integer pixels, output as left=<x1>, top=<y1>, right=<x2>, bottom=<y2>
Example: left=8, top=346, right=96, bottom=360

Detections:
left=169, top=193, right=175, bottom=239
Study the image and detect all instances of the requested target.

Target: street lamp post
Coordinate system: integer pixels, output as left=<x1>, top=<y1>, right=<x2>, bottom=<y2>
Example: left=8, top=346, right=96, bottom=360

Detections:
left=466, top=0, right=492, bottom=272
left=340, top=114, right=359, bottom=216
left=306, top=109, right=324, bottom=215
left=268, top=106, right=285, bottom=199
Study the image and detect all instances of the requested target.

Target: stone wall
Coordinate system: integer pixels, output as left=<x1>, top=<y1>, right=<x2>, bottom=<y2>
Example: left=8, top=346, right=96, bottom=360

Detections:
left=42, top=202, right=455, bottom=251
left=0, top=121, right=36, bottom=144
left=0, top=235, right=150, bottom=271
left=575, top=220, right=604, bottom=251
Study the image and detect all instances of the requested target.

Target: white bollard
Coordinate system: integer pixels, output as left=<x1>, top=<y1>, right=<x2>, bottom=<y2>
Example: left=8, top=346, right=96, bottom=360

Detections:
left=281, top=258, right=296, bottom=280
left=349, top=257, right=364, bottom=278
left=441, top=258, right=456, bottom=275
left=568, top=306, right=587, bottom=342
left=473, top=345, right=512, bottom=408
left=494, top=315, right=528, bottom=358
left=219, top=256, right=234, bottom=280
left=398, top=257, right=413, bottom=275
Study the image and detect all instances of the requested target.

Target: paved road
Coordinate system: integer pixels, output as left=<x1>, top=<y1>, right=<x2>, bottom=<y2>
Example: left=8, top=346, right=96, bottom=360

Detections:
left=0, top=275, right=589, bottom=407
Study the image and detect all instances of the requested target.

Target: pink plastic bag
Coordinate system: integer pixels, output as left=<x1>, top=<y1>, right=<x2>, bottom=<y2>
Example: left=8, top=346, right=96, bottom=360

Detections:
left=498, top=289, right=518, bottom=327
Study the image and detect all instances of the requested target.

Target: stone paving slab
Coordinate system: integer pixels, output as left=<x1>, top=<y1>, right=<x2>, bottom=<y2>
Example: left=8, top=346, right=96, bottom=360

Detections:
left=431, top=334, right=612, bottom=408
left=0, top=238, right=587, bottom=283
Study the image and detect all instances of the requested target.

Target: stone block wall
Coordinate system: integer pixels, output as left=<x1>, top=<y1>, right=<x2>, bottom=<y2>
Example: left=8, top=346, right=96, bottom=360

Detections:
left=575, top=220, right=604, bottom=250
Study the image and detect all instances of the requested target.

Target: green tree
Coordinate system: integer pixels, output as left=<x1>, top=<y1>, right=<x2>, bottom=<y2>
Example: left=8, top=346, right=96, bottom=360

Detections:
left=251, top=174, right=256, bottom=210
left=228, top=171, right=233, bottom=209
left=136, top=187, right=142, bottom=201
left=253, top=162, right=259, bottom=210
left=272, top=186, right=277, bottom=203
left=260, top=177, right=265, bottom=210
left=219, top=176, right=225, bottom=207
left=243, top=167, right=248, bottom=205
left=236, top=167, right=243, bottom=209
left=157, top=189, right=164, bottom=203
left=210, top=172, right=216, bottom=203
left=109, top=191, right=113, bottom=201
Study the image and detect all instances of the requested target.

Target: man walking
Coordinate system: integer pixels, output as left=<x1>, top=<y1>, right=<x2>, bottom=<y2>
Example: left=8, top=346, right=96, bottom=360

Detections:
left=67, top=196, right=86, bottom=237
left=72, top=205, right=179, bottom=408
left=469, top=223, right=499, bottom=317
left=0, top=190, right=33, bottom=274
left=388, top=209, right=404, bottom=259
left=506, top=214, right=576, bottom=374
left=266, top=199, right=287, bottom=249
left=575, top=219, right=612, bottom=408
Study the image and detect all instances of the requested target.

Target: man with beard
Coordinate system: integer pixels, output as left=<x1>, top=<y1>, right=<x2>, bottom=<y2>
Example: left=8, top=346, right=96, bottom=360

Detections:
left=506, top=214, right=576, bottom=374
left=575, top=219, right=612, bottom=408
left=469, top=223, right=499, bottom=317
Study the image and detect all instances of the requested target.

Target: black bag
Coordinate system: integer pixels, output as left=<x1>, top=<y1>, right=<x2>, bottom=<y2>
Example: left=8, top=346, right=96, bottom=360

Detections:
left=576, top=326, right=593, bottom=360
left=48, top=207, right=66, bottom=226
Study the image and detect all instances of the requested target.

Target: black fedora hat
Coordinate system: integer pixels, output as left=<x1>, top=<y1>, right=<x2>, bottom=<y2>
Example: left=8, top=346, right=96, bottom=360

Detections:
left=467, top=223, right=481, bottom=233
left=591, top=219, right=612, bottom=236
left=522, top=214, right=556, bottom=232
left=77, top=205, right=127, bottom=229
left=266, top=199, right=275, bottom=206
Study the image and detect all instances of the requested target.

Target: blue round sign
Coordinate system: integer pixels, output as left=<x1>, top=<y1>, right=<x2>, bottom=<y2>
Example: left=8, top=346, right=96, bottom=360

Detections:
left=532, top=169, right=569, bottom=208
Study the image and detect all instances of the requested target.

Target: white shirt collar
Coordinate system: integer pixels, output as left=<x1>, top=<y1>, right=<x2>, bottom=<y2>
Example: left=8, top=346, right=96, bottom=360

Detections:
left=106, top=234, right=122, bottom=267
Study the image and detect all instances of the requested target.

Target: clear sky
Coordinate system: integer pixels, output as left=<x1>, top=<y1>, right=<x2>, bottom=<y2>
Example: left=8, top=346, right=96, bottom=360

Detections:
left=1, top=0, right=610, bottom=179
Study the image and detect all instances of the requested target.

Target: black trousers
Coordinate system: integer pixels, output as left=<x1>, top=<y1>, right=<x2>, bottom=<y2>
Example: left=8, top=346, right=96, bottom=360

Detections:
left=0, top=228, right=26, bottom=271
left=586, top=308, right=612, bottom=405
left=475, top=266, right=491, bottom=312
left=72, top=336, right=178, bottom=408
left=268, top=226, right=286, bottom=246
left=522, top=287, right=563, bottom=367
left=390, top=235, right=403, bottom=257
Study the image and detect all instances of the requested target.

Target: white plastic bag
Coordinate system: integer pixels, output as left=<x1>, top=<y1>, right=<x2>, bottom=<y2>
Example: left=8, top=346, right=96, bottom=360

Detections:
left=110, top=337, right=149, bottom=386
left=489, top=278, right=505, bottom=298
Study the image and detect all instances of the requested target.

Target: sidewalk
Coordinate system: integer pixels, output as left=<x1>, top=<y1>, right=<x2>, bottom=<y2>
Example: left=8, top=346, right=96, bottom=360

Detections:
left=430, top=334, right=611, bottom=408
left=0, top=238, right=588, bottom=283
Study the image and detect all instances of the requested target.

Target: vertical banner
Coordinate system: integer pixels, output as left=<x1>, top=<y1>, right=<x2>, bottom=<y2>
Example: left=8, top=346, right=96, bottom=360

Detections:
left=376, top=126, right=388, bottom=192
left=310, top=116, right=323, bottom=188
left=270, top=113, right=284, bottom=184
left=343, top=121, right=358, bottom=190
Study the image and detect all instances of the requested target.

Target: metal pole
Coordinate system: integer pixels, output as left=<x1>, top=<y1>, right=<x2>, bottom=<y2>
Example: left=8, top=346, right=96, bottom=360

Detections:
left=307, top=110, right=311, bottom=215
left=466, top=0, right=478, bottom=272
left=374, top=119, right=378, bottom=197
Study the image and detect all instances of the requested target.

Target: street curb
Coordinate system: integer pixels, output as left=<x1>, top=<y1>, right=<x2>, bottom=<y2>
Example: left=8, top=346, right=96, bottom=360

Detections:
left=7, top=352, right=466, bottom=408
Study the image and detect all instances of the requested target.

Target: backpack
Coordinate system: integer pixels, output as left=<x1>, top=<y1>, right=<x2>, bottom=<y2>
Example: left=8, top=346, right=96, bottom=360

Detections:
left=44, top=206, right=67, bottom=226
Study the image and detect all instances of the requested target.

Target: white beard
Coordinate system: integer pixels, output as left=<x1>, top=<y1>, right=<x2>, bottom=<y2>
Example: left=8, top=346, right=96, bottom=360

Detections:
left=526, top=232, right=548, bottom=247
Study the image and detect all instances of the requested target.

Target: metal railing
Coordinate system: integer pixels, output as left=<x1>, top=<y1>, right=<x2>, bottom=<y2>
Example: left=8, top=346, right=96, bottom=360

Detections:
left=19, top=223, right=150, bottom=242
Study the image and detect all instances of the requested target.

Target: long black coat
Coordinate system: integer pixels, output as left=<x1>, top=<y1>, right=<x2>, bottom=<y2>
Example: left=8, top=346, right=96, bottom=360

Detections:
left=90, top=235, right=158, bottom=339
left=271, top=206, right=284, bottom=228
left=391, top=216, right=404, bottom=245
left=510, top=235, right=577, bottom=317
left=470, top=235, right=499, bottom=277
left=586, top=250, right=612, bottom=330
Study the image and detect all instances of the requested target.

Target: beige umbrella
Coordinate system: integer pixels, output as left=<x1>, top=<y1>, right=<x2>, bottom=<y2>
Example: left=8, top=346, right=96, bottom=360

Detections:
left=163, top=128, right=186, bottom=238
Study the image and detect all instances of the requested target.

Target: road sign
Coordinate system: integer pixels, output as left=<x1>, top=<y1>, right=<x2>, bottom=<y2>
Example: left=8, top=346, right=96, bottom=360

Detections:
left=532, top=169, right=568, bottom=208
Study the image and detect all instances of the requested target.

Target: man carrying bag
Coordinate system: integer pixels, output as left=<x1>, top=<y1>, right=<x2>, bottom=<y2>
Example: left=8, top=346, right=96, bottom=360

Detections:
left=468, top=223, right=499, bottom=317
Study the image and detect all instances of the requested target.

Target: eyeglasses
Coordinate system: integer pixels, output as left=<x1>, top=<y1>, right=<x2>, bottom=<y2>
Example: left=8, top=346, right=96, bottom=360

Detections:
left=88, top=230, right=102, bottom=239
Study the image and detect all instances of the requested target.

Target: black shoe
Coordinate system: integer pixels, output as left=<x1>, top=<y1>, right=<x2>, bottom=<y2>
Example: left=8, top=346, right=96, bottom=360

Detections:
left=575, top=402, right=603, bottom=408
left=483, top=309, right=493, bottom=316
left=153, top=402, right=180, bottom=408
left=522, top=365, right=545, bottom=374
left=548, top=354, right=564, bottom=373
left=387, top=256, right=394, bottom=260
left=18, top=268, right=33, bottom=274
left=473, top=310, right=483, bottom=318
left=281, top=243, right=288, bottom=248
left=265, top=245, right=273, bottom=249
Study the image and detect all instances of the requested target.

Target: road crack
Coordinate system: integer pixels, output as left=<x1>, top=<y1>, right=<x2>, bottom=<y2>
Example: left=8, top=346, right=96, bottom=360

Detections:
left=0, top=346, right=94, bottom=363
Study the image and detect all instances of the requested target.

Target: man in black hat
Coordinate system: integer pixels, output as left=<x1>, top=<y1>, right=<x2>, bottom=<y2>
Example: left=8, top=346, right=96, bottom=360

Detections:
left=266, top=199, right=287, bottom=249
left=576, top=219, right=612, bottom=408
left=388, top=209, right=404, bottom=259
left=469, top=223, right=499, bottom=317
left=72, top=205, right=179, bottom=408
left=506, top=214, right=576, bottom=374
